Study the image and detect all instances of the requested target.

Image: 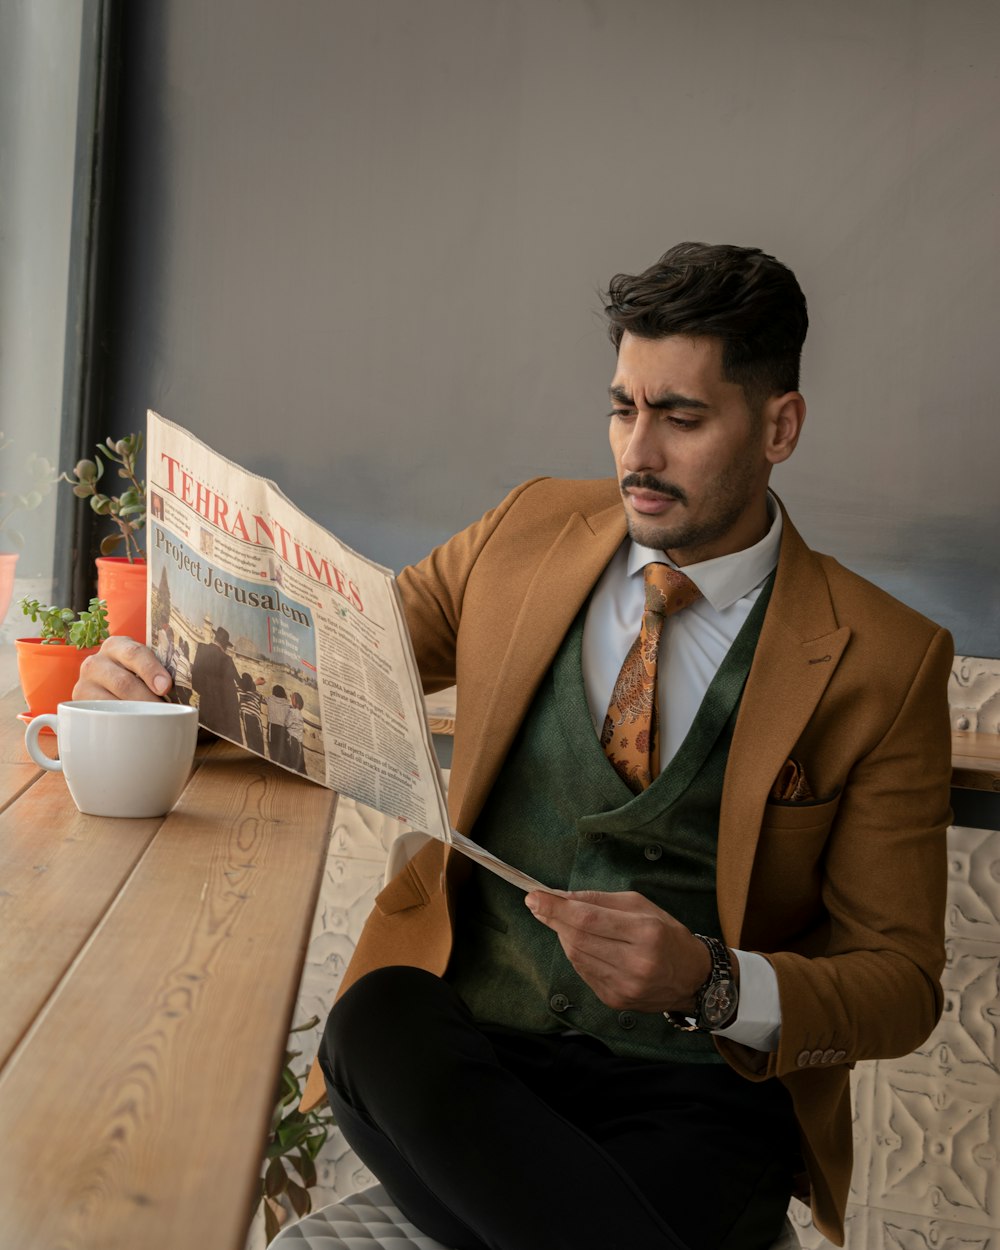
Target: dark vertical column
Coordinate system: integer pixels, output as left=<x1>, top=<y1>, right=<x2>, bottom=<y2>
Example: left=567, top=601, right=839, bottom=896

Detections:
left=55, top=0, right=122, bottom=609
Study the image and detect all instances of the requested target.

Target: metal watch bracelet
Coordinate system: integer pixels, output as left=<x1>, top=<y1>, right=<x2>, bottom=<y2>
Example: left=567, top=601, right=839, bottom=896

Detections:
left=663, top=933, right=738, bottom=1033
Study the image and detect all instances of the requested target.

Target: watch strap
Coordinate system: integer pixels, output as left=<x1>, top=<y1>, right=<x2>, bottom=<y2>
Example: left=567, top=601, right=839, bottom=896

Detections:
left=663, top=934, right=738, bottom=1032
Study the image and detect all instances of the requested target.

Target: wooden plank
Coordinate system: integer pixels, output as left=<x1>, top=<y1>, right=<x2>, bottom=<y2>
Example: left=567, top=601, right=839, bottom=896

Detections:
left=0, top=741, right=336, bottom=1250
left=424, top=685, right=456, bottom=736
left=951, top=732, right=1000, bottom=792
left=951, top=732, right=1000, bottom=763
left=0, top=773, right=166, bottom=1068
left=0, top=688, right=46, bottom=813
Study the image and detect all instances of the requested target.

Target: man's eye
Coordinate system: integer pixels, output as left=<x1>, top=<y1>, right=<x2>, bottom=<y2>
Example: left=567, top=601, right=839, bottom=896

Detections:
left=669, top=417, right=697, bottom=430
left=608, top=408, right=636, bottom=420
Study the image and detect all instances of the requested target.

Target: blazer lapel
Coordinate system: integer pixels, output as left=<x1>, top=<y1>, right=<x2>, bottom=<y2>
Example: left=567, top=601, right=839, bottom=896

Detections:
left=454, top=501, right=626, bottom=831
left=717, top=511, right=851, bottom=944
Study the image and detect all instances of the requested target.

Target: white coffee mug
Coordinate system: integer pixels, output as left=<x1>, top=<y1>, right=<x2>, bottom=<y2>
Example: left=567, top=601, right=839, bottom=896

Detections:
left=24, top=700, right=199, bottom=818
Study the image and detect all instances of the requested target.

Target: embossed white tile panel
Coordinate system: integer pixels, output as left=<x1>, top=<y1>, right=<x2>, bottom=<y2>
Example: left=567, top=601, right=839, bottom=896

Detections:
left=789, top=1197, right=868, bottom=1248
left=946, top=827, right=1000, bottom=938
left=329, top=794, right=414, bottom=862
left=950, top=657, right=1000, bottom=734
left=851, top=1062, right=877, bottom=1208
left=294, top=854, right=385, bottom=1050
left=867, top=1208, right=997, bottom=1249
left=867, top=1067, right=1000, bottom=1226
left=915, top=938, right=1000, bottom=1080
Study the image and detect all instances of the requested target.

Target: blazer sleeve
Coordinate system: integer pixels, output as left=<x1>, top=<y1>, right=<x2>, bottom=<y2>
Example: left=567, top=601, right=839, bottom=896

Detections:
left=396, top=478, right=548, bottom=693
left=719, top=624, right=954, bottom=1080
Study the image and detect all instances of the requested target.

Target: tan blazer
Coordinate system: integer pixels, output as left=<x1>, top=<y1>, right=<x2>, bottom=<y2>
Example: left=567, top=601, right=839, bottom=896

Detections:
left=304, top=477, right=953, bottom=1246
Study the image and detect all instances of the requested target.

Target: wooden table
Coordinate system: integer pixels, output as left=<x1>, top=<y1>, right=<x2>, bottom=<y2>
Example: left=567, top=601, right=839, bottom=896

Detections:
left=0, top=690, right=337, bottom=1249
left=951, top=731, right=1000, bottom=793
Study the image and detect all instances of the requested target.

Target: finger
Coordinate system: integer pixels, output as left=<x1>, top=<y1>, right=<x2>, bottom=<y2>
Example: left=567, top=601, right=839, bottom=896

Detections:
left=563, top=890, right=658, bottom=914
left=105, top=636, right=172, bottom=695
left=74, top=638, right=171, bottom=702
left=526, top=892, right=636, bottom=941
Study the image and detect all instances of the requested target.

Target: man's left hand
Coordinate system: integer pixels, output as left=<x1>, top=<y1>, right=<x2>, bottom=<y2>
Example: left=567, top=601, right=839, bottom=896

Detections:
left=525, top=889, right=712, bottom=1015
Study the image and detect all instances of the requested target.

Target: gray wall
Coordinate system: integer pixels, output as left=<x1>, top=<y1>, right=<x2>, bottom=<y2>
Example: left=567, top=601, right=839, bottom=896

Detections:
left=0, top=0, right=83, bottom=598
left=106, top=0, right=1000, bottom=655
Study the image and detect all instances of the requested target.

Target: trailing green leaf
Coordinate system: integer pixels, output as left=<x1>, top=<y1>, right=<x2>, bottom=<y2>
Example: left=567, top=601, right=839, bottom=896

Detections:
left=286, top=1179, right=311, bottom=1220
left=256, top=1021, right=335, bottom=1244
left=263, top=1198, right=283, bottom=1242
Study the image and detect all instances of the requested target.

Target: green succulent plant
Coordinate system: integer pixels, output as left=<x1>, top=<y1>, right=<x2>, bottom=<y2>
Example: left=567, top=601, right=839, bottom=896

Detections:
left=20, top=596, right=110, bottom=648
left=61, top=432, right=146, bottom=561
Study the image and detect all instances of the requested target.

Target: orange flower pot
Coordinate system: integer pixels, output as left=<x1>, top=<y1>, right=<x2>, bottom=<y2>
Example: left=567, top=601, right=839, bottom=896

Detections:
left=15, top=638, right=100, bottom=719
left=96, top=556, right=148, bottom=643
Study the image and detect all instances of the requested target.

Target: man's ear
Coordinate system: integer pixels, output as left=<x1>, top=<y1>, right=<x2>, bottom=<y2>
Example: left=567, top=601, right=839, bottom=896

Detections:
left=763, top=392, right=806, bottom=465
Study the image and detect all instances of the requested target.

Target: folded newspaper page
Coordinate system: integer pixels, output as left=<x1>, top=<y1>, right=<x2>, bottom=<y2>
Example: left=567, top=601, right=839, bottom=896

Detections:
left=146, top=412, right=554, bottom=894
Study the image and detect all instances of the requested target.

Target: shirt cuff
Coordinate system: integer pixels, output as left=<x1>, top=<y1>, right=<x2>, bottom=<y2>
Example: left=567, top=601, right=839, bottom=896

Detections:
left=712, top=949, right=781, bottom=1052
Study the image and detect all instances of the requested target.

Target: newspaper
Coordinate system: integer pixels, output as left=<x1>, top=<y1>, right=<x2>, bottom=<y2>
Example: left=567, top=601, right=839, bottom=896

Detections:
left=146, top=411, right=554, bottom=893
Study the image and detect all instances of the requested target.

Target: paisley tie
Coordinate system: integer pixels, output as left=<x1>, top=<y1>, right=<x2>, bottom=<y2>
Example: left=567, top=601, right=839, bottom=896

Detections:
left=600, top=562, right=701, bottom=793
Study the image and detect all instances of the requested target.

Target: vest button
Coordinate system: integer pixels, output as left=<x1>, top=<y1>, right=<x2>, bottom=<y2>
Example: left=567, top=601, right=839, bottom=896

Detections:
left=582, top=831, right=604, bottom=843
left=644, top=844, right=663, bottom=861
left=549, top=993, right=570, bottom=1013
left=617, top=1011, right=637, bottom=1030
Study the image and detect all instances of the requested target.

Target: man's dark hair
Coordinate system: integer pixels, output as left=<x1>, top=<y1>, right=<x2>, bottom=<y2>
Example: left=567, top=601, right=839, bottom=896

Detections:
left=603, top=242, right=808, bottom=408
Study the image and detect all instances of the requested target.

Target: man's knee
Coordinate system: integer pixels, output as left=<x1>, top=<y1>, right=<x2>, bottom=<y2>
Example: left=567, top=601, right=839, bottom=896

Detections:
left=321, top=966, right=477, bottom=1125
left=321, top=966, right=453, bottom=1084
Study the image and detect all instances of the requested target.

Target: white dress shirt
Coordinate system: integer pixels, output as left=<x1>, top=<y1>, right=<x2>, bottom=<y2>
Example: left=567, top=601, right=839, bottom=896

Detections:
left=580, top=498, right=783, bottom=1052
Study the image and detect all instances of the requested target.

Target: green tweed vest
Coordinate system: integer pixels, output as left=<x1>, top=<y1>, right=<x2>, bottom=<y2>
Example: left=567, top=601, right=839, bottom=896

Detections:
left=446, top=576, right=773, bottom=1063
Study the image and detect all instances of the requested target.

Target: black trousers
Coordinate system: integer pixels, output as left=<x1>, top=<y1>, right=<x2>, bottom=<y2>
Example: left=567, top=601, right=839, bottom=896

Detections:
left=320, top=967, right=798, bottom=1250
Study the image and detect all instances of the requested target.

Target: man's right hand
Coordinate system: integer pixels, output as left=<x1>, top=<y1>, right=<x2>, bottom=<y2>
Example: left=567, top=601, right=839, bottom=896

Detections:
left=73, top=636, right=173, bottom=702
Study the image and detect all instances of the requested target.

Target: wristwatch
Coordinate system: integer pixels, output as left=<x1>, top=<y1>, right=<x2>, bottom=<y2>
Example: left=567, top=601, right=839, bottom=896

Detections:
left=664, top=934, right=739, bottom=1032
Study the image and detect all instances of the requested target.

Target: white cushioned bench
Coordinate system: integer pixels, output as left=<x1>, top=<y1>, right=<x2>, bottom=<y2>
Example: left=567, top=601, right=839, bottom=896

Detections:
left=270, top=1182, right=801, bottom=1249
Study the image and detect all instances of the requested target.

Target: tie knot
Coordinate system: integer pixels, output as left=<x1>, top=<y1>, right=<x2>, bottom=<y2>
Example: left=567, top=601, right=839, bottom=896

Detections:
left=642, top=562, right=701, bottom=617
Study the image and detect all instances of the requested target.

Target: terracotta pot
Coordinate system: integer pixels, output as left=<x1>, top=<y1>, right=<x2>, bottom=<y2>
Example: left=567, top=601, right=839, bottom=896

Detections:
left=0, top=552, right=17, bottom=626
left=96, top=556, right=148, bottom=643
left=15, top=638, right=100, bottom=718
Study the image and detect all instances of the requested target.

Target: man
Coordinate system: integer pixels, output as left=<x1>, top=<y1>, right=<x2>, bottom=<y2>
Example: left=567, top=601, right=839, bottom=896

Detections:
left=189, top=623, right=240, bottom=740
left=77, top=244, right=953, bottom=1249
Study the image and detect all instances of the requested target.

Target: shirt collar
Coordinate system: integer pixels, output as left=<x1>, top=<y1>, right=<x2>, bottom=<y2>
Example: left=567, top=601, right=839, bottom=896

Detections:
left=626, top=493, right=783, bottom=612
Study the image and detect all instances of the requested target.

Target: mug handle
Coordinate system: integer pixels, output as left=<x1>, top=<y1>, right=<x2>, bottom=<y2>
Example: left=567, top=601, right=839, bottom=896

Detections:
left=24, top=715, right=63, bottom=772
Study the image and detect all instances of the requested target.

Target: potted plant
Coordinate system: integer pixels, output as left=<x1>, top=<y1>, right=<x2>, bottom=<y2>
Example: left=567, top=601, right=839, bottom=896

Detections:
left=255, top=1017, right=335, bottom=1243
left=0, top=434, right=56, bottom=625
left=16, top=596, right=110, bottom=720
left=62, top=433, right=147, bottom=642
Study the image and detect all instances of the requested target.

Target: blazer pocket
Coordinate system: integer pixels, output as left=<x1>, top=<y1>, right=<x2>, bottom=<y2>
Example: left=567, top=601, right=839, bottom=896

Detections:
left=762, top=787, right=843, bottom=832
left=375, top=861, right=430, bottom=915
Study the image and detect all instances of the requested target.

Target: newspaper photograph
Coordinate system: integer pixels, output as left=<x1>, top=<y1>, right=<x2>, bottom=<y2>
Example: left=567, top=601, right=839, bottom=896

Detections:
left=145, top=411, right=553, bottom=893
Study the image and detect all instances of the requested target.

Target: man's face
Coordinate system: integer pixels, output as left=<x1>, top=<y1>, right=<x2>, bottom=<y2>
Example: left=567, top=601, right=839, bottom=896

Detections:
left=608, top=333, right=777, bottom=565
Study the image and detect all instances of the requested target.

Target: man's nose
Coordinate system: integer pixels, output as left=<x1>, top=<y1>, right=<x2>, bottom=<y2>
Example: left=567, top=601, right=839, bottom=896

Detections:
left=620, top=413, right=666, bottom=473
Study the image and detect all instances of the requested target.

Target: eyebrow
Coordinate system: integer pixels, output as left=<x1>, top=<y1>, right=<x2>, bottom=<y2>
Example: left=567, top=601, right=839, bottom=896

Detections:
left=608, top=385, right=711, bottom=412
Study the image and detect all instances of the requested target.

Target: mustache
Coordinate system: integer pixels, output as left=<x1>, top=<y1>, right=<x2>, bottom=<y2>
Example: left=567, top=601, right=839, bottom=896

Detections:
left=620, top=473, right=688, bottom=506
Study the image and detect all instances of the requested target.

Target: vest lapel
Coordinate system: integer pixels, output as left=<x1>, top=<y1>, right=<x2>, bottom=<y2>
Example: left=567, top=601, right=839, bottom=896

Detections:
left=716, top=509, right=850, bottom=944
left=454, top=501, right=626, bottom=832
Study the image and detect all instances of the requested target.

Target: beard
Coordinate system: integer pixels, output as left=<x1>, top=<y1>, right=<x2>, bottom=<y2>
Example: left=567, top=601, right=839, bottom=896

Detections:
left=621, top=459, right=760, bottom=558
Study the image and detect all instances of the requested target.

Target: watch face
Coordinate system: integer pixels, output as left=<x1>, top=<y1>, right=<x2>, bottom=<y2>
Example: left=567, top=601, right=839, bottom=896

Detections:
left=700, top=979, right=738, bottom=1028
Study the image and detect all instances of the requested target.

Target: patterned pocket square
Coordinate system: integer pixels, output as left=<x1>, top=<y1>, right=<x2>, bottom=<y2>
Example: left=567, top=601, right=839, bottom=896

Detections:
left=770, top=757, right=815, bottom=802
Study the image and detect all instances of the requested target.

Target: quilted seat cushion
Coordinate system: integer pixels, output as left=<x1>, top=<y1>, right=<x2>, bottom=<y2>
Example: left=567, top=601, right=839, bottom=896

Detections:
left=273, top=1183, right=801, bottom=1249
left=271, top=1184, right=452, bottom=1249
